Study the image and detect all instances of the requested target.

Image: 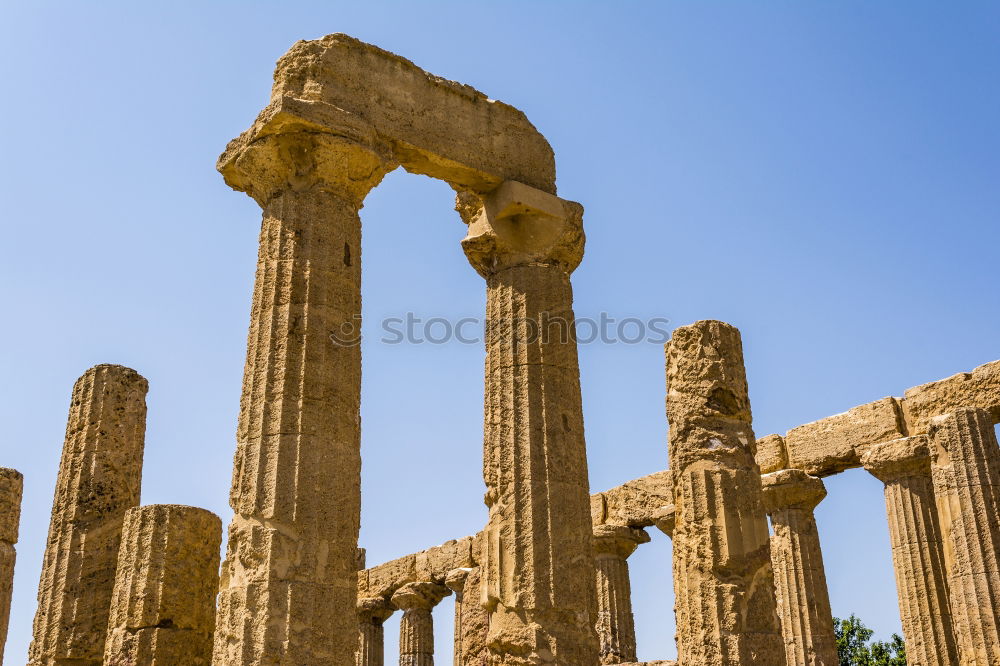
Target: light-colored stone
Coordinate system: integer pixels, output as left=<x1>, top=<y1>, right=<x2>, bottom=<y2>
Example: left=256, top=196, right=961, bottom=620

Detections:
left=0, top=467, right=22, bottom=665
left=356, top=597, right=394, bottom=666
left=29, top=364, right=148, bottom=666
left=651, top=504, right=675, bottom=539
left=359, top=535, right=477, bottom=600
left=446, top=567, right=489, bottom=666
left=591, top=471, right=673, bottom=528
left=103, top=504, right=222, bottom=666
left=904, top=360, right=1000, bottom=435
left=665, top=320, right=785, bottom=665
left=592, top=525, right=649, bottom=664
left=860, top=436, right=957, bottom=665
left=761, top=469, right=837, bottom=666
left=756, top=434, right=788, bottom=474
left=392, top=581, right=450, bottom=666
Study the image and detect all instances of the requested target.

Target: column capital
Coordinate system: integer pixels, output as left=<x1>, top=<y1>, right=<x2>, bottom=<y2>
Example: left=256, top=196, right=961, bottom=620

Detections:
left=652, top=504, right=676, bottom=539
left=357, top=596, right=394, bottom=624
left=459, top=181, right=585, bottom=278
left=391, top=581, right=451, bottom=611
left=761, top=469, right=826, bottom=513
left=445, top=567, right=473, bottom=593
left=592, top=524, right=650, bottom=559
left=859, top=436, right=932, bottom=483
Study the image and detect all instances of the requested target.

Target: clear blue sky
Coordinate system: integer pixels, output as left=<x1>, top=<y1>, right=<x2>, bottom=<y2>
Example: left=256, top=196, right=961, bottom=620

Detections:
left=2, top=2, right=998, bottom=663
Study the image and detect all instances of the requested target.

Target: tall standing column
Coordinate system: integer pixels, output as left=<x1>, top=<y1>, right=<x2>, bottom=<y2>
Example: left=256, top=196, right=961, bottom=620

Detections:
left=929, top=408, right=1000, bottom=664
left=592, top=525, right=649, bottom=664
left=859, top=436, right=957, bottom=665
left=212, top=131, right=396, bottom=665
left=0, top=468, right=23, bottom=665
left=356, top=597, right=394, bottom=666
left=665, top=320, right=785, bottom=665
left=761, top=469, right=837, bottom=666
left=29, top=364, right=148, bottom=665
left=392, top=581, right=451, bottom=666
left=446, top=567, right=489, bottom=666
left=103, top=504, right=222, bottom=665
left=460, top=181, right=599, bottom=666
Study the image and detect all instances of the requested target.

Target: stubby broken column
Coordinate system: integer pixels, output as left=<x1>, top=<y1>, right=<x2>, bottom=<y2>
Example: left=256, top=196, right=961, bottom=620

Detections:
left=29, top=364, right=148, bottom=665
left=213, top=99, right=395, bottom=662
left=859, top=436, right=957, bottom=665
left=761, top=469, right=838, bottom=666
left=929, top=408, right=1000, bottom=664
left=0, top=468, right=23, bottom=665
left=446, top=567, right=489, bottom=666
left=356, top=597, right=394, bottom=666
left=103, top=504, right=222, bottom=665
left=461, top=181, right=600, bottom=665
left=665, top=320, right=785, bottom=665
left=392, top=581, right=450, bottom=666
left=592, top=525, right=649, bottom=664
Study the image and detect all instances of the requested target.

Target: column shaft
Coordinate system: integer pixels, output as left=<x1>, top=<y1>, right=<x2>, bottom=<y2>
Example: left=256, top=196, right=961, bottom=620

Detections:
left=447, top=567, right=489, bottom=666
left=356, top=597, right=393, bottom=666
left=592, top=525, right=649, bottom=664
left=29, top=364, right=148, bottom=665
left=0, top=468, right=23, bottom=666
left=392, top=582, right=450, bottom=666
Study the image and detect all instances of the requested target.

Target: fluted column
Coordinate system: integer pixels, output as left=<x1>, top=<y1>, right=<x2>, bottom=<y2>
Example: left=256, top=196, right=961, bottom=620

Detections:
left=0, top=468, right=23, bottom=665
left=103, top=504, right=222, bottom=665
left=446, top=567, right=489, bottom=666
left=665, top=320, right=785, bottom=665
left=859, top=435, right=957, bottom=665
left=392, top=581, right=450, bottom=666
left=356, top=597, right=394, bottom=666
left=592, top=525, right=650, bottom=664
left=761, top=469, right=837, bottom=666
left=929, top=408, right=1000, bottom=664
left=460, top=181, right=599, bottom=665
left=212, top=129, right=396, bottom=665
left=29, top=364, right=148, bottom=665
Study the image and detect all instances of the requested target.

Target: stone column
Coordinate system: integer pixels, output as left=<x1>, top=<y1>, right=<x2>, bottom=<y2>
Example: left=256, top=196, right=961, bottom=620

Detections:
left=392, top=581, right=450, bottom=666
left=356, top=597, right=394, bottom=666
left=446, top=567, right=489, bottom=666
left=460, top=181, right=600, bottom=665
left=29, top=364, right=148, bottom=665
left=761, top=469, right=838, bottom=666
left=929, top=408, right=1000, bottom=664
left=859, top=436, right=957, bottom=665
left=212, top=130, right=396, bottom=665
left=103, top=504, right=222, bottom=665
left=592, top=525, right=650, bottom=664
left=665, top=320, right=785, bottom=665
left=0, top=468, right=23, bottom=665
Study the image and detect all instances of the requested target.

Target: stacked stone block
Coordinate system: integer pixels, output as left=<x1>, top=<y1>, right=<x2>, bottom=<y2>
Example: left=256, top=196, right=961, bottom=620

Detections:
left=0, top=467, right=23, bottom=665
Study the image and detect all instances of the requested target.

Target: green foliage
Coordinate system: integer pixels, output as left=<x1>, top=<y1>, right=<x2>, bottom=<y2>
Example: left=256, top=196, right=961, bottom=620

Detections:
left=833, top=615, right=906, bottom=666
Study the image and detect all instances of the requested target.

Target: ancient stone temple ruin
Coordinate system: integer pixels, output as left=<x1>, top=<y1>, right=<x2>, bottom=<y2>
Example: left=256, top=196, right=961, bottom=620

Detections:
left=2, top=33, right=1000, bottom=666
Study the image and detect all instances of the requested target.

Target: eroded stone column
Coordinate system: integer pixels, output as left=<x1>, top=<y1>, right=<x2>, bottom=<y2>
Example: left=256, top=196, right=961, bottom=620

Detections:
left=213, top=130, right=396, bottom=665
left=356, top=597, right=394, bottom=666
left=29, top=364, right=147, bottom=665
left=761, top=469, right=837, bottom=666
left=446, top=567, right=489, bottom=666
left=592, top=525, right=649, bottom=665
left=392, top=581, right=450, bottom=666
left=665, top=320, right=784, bottom=665
left=460, top=181, right=599, bottom=666
left=929, top=408, right=1000, bottom=664
left=0, top=468, right=23, bottom=665
left=103, top=504, right=222, bottom=665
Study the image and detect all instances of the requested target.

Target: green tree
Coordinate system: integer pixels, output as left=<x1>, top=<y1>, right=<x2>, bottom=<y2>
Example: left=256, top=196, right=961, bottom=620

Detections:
left=833, top=615, right=906, bottom=666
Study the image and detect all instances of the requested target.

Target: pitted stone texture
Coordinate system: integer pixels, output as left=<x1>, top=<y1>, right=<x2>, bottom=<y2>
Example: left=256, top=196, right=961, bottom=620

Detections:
left=652, top=504, right=676, bottom=539
left=356, top=597, right=394, bottom=666
left=447, top=567, right=489, bottom=666
left=214, top=133, right=394, bottom=666
left=755, top=434, right=788, bottom=474
left=592, top=526, right=649, bottom=665
left=929, top=408, right=1000, bottom=664
left=591, top=471, right=672, bottom=528
left=904, top=360, right=1000, bottom=436
left=761, top=470, right=837, bottom=666
left=0, top=468, right=22, bottom=665
left=392, top=582, right=450, bottom=666
left=359, top=536, right=476, bottom=600
left=29, top=364, right=147, bottom=666
left=666, top=320, right=784, bottom=665
left=104, top=504, right=222, bottom=665
left=859, top=436, right=957, bottom=665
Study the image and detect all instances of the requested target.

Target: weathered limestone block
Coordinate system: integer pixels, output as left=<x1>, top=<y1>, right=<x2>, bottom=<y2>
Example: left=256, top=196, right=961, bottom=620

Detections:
left=652, top=504, right=675, bottom=539
left=859, top=436, right=957, bottom=665
left=761, top=469, right=837, bottom=666
left=447, top=567, right=489, bottom=666
left=219, top=35, right=555, bottom=196
left=462, top=181, right=599, bottom=665
left=392, top=581, right=450, bottom=666
left=904, top=360, right=1000, bottom=435
left=592, top=525, right=649, bottom=665
left=929, top=408, right=1000, bottom=664
left=755, top=434, right=788, bottom=474
left=103, top=504, right=222, bottom=665
left=665, top=320, right=785, bottom=665
left=356, top=597, right=394, bottom=666
left=591, top=471, right=673, bottom=528
left=784, top=397, right=905, bottom=476
left=359, top=535, right=477, bottom=600
left=29, top=364, right=147, bottom=666
left=214, top=127, right=396, bottom=666
left=0, top=468, right=23, bottom=665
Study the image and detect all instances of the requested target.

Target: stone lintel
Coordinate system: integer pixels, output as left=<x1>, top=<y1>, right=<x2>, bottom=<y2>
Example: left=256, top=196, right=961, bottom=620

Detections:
left=903, top=359, right=1000, bottom=436
left=755, top=434, right=788, bottom=474
left=358, top=535, right=476, bottom=599
left=590, top=470, right=673, bottom=528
